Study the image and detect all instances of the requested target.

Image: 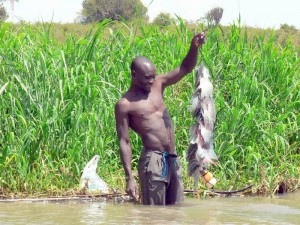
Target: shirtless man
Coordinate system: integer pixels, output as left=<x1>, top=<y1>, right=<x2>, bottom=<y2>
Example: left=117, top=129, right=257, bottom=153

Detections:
left=115, top=32, right=206, bottom=205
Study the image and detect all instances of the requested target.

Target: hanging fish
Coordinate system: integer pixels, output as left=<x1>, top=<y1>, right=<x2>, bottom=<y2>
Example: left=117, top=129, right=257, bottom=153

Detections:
left=79, top=155, right=110, bottom=194
left=187, top=63, right=218, bottom=190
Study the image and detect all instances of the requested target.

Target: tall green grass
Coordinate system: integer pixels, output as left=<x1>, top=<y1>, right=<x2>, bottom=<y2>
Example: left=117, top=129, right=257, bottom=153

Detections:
left=0, top=20, right=299, bottom=196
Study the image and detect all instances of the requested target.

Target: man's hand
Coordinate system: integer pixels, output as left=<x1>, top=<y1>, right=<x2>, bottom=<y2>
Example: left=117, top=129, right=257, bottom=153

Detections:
left=193, top=32, right=206, bottom=48
left=126, top=178, right=139, bottom=202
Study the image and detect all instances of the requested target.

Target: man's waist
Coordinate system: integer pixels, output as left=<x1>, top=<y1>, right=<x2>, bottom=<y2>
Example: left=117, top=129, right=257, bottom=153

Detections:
left=142, top=147, right=178, bottom=157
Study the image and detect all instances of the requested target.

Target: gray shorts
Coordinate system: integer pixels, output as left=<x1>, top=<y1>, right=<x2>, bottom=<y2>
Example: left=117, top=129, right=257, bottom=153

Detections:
left=138, top=148, right=184, bottom=205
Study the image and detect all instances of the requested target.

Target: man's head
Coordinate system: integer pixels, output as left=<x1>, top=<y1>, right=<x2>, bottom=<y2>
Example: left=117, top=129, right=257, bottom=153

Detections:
left=130, top=56, right=156, bottom=93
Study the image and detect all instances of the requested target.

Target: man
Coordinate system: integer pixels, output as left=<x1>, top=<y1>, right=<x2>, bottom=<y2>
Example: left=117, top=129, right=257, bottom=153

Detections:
left=115, top=32, right=206, bottom=205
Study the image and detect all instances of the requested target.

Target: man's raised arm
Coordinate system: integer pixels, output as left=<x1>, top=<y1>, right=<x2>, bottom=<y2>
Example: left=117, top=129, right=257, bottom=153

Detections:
left=160, top=32, right=206, bottom=87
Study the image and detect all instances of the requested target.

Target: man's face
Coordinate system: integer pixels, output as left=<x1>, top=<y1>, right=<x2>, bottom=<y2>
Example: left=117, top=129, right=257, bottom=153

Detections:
left=133, top=62, right=156, bottom=93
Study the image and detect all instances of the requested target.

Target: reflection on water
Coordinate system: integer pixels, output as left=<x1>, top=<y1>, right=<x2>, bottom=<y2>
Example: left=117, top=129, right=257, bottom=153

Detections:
left=0, top=192, right=299, bottom=225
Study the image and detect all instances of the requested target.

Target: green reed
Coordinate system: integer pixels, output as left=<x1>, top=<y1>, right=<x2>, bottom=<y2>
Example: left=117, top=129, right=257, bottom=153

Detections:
left=0, top=20, right=299, bottom=196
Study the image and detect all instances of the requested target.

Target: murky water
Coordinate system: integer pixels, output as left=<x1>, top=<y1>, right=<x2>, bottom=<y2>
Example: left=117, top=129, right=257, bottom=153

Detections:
left=0, top=192, right=299, bottom=225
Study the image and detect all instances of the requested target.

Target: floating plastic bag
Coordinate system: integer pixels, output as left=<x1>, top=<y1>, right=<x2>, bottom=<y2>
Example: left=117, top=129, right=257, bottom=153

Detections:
left=79, top=155, right=109, bottom=194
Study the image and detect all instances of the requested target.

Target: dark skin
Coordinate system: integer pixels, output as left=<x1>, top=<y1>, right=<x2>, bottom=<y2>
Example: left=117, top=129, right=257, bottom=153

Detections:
left=115, top=33, right=206, bottom=201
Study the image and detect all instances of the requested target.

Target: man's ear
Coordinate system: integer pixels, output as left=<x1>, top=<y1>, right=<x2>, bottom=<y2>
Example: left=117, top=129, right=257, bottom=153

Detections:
left=131, top=70, right=136, bottom=78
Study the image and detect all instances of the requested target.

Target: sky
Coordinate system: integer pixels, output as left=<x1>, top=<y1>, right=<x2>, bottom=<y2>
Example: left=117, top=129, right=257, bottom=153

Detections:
left=3, top=0, right=300, bottom=29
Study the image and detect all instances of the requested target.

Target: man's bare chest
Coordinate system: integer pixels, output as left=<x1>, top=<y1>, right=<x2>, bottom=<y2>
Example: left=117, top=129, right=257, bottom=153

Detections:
left=131, top=98, right=164, bottom=117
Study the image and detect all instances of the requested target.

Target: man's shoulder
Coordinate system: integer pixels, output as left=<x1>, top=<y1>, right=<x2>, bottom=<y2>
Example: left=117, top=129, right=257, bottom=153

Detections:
left=115, top=94, right=131, bottom=112
left=116, top=96, right=129, bottom=106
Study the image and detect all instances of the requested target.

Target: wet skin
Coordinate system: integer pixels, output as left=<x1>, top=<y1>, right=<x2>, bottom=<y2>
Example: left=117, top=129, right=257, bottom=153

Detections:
left=115, top=33, right=206, bottom=201
left=124, top=75, right=175, bottom=153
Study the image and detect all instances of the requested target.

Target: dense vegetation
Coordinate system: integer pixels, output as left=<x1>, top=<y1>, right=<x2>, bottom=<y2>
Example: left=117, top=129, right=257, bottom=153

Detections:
left=78, top=0, right=147, bottom=24
left=0, top=19, right=299, bottom=197
left=0, top=3, right=8, bottom=21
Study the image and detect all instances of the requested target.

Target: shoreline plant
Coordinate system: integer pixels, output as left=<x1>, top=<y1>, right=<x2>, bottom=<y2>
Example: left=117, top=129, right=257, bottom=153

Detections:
left=0, top=19, right=299, bottom=197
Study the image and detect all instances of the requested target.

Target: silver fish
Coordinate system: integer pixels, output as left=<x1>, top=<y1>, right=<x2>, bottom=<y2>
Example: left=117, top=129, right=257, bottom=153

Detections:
left=187, top=63, right=218, bottom=190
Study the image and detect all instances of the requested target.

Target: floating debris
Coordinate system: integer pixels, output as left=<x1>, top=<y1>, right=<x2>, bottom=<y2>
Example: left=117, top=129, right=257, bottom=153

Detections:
left=79, top=155, right=110, bottom=194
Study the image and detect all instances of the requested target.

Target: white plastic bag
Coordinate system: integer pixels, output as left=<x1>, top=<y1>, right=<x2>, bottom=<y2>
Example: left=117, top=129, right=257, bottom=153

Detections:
left=79, top=155, right=109, bottom=194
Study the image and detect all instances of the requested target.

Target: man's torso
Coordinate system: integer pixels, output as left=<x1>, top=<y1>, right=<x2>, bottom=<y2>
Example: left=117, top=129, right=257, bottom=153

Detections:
left=124, top=81, right=176, bottom=153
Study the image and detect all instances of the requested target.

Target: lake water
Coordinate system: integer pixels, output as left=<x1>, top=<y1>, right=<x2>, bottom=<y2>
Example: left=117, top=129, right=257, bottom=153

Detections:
left=0, top=192, right=299, bottom=225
